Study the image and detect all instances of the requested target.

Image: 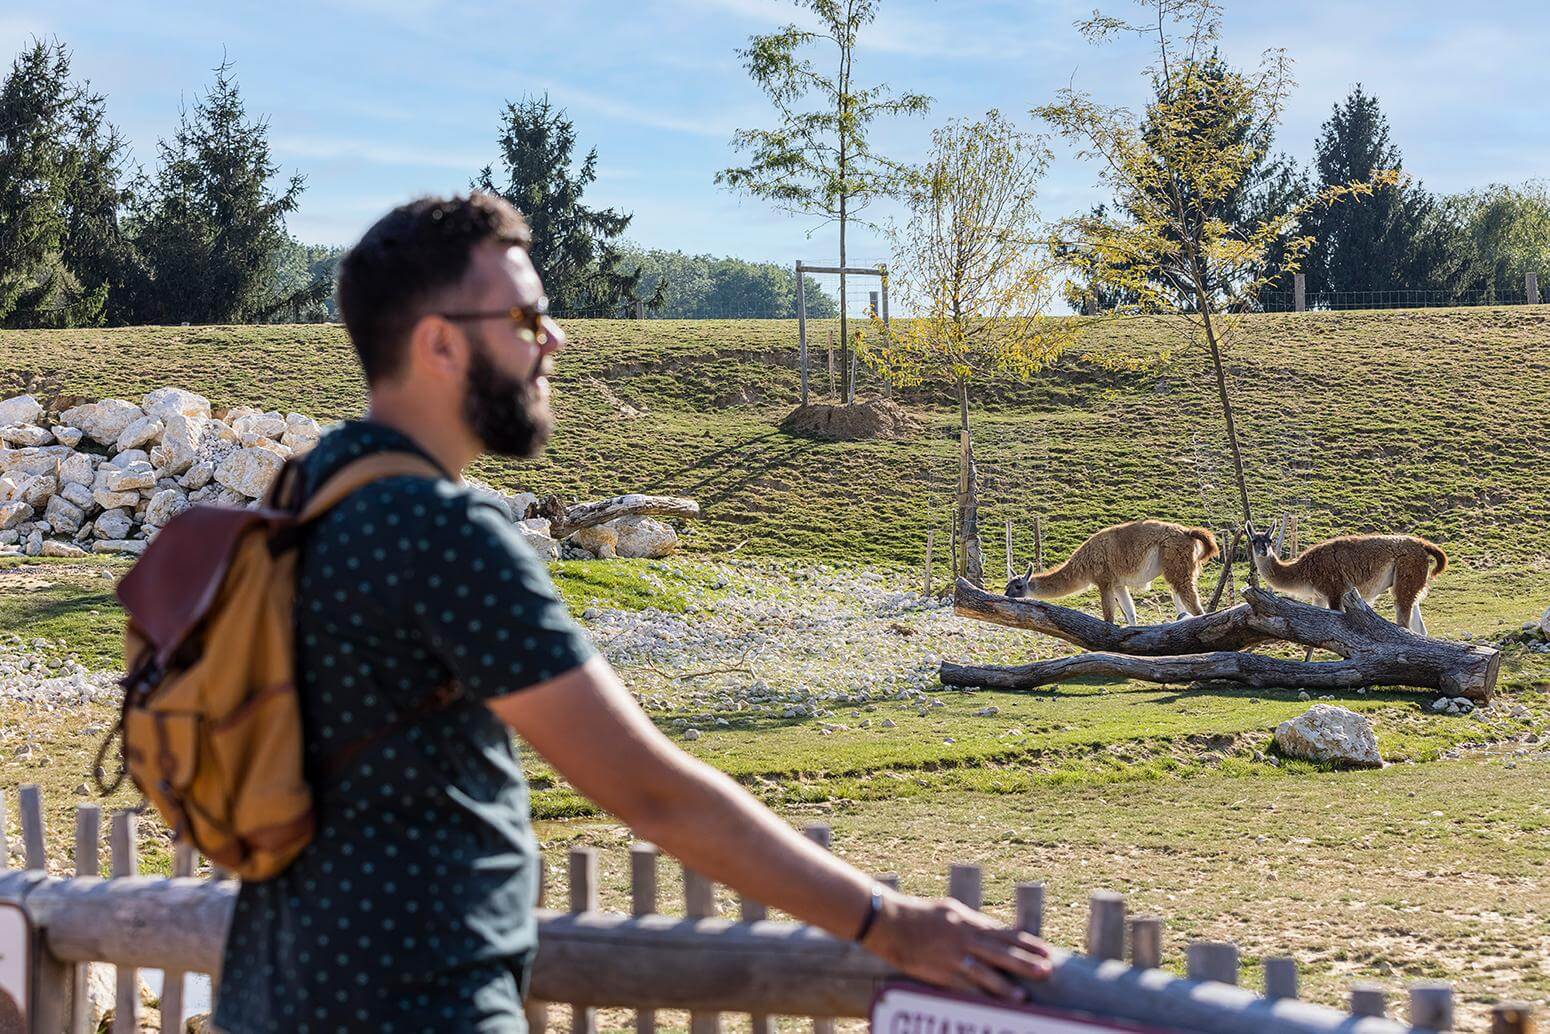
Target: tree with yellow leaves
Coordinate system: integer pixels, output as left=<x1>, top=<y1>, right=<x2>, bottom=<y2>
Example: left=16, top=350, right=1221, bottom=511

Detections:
left=861, top=110, right=1073, bottom=586
left=1034, top=0, right=1395, bottom=586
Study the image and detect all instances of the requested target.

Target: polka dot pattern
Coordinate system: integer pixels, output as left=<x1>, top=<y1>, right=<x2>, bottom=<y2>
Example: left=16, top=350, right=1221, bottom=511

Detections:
left=215, top=421, right=592, bottom=1033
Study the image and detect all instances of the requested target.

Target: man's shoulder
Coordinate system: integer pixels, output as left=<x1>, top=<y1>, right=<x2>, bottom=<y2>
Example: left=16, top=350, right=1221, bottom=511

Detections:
left=348, top=476, right=511, bottom=524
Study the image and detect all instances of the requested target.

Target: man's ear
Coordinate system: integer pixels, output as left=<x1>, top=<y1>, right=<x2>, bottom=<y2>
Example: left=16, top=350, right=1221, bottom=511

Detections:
left=405, top=314, right=467, bottom=381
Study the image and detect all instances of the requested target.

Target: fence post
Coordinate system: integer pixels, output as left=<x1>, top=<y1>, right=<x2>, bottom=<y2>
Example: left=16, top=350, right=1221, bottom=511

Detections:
left=804, top=826, right=836, bottom=1034
left=111, top=810, right=140, bottom=1034
left=69, top=804, right=102, bottom=1034
left=1015, top=883, right=1044, bottom=938
left=1129, top=917, right=1162, bottom=970
left=0, top=788, right=8, bottom=868
left=1085, top=892, right=1125, bottom=961
left=569, top=847, right=599, bottom=1034
left=796, top=261, right=809, bottom=405
left=630, top=843, right=660, bottom=1034
left=880, top=268, right=890, bottom=328
left=18, top=784, right=45, bottom=871
left=524, top=857, right=549, bottom=1033
left=1263, top=957, right=1298, bottom=1000
left=1350, top=983, right=1388, bottom=1018
left=1005, top=519, right=1014, bottom=582
left=1033, top=516, right=1044, bottom=571
left=1186, top=941, right=1239, bottom=985
left=1410, top=983, right=1454, bottom=1030
left=158, top=842, right=197, bottom=1032
left=948, top=865, right=983, bottom=911
left=684, top=864, right=722, bottom=1034
left=1294, top=273, right=1307, bottom=312
left=1528, top=272, right=1541, bottom=306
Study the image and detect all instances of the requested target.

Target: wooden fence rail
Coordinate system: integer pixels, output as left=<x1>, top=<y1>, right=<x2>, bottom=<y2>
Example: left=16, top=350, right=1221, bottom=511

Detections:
left=0, top=786, right=1538, bottom=1033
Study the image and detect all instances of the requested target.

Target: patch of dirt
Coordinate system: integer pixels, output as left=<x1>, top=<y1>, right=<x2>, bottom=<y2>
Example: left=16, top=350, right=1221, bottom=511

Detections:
left=780, top=398, right=921, bottom=441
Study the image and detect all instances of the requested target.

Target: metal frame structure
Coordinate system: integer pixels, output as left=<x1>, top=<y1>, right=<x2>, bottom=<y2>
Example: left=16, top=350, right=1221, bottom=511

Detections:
left=794, top=261, right=889, bottom=405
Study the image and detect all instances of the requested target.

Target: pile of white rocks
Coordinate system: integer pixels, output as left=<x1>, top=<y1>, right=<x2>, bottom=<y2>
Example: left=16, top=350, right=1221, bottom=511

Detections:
left=0, top=387, right=678, bottom=562
left=0, top=388, right=322, bottom=559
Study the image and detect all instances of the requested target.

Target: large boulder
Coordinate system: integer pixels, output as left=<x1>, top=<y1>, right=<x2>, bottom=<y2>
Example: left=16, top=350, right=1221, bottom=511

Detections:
left=0, top=473, right=27, bottom=504
left=21, top=474, right=56, bottom=509
left=58, top=451, right=98, bottom=487
left=281, top=413, right=321, bottom=453
left=0, top=501, right=33, bottom=530
left=59, top=480, right=94, bottom=510
left=1538, top=605, right=1550, bottom=638
left=0, top=445, right=70, bottom=477
left=0, top=394, right=42, bottom=427
left=232, top=411, right=288, bottom=440
left=103, top=461, right=155, bottom=494
left=179, top=461, right=214, bottom=490
left=94, top=538, right=147, bottom=556
left=115, top=415, right=164, bottom=453
left=516, top=518, right=560, bottom=559
left=612, top=516, right=678, bottom=558
left=144, top=487, right=190, bottom=528
left=93, top=508, right=134, bottom=540
left=215, top=447, right=283, bottom=499
left=0, top=424, right=52, bottom=447
left=60, top=398, right=143, bottom=445
left=44, top=495, right=86, bottom=535
left=50, top=425, right=83, bottom=447
left=569, top=523, right=619, bottom=559
left=1273, top=704, right=1383, bottom=768
left=141, top=387, right=211, bottom=424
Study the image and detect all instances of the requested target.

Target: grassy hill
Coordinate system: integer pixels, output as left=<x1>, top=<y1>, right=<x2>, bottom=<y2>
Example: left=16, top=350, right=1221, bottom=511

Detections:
left=4, top=306, right=1549, bottom=569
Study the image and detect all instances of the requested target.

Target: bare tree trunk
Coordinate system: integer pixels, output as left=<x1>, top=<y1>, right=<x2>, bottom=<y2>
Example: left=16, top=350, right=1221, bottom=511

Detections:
left=839, top=196, right=850, bottom=404
left=1196, top=301, right=1259, bottom=588
left=956, top=378, right=983, bottom=588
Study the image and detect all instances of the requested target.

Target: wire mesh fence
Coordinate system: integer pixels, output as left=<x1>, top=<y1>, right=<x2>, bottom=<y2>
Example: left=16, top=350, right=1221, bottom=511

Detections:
left=1260, top=288, right=1537, bottom=312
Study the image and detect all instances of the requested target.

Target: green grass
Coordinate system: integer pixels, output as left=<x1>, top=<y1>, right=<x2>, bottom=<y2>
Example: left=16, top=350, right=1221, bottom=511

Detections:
left=6, top=306, right=1550, bottom=566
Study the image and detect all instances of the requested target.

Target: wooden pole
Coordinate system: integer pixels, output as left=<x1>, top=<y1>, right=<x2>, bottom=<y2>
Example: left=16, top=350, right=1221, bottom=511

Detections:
left=111, top=811, right=140, bottom=1034
left=631, top=844, right=659, bottom=1034
left=805, top=825, right=836, bottom=1034
left=1186, top=941, right=1239, bottom=985
left=1015, top=883, right=1044, bottom=938
left=948, top=865, right=982, bottom=911
left=1263, top=957, right=1298, bottom=1000
left=1005, top=519, right=1014, bottom=582
left=1294, top=273, right=1307, bottom=312
left=1085, top=892, right=1125, bottom=961
left=19, top=784, right=45, bottom=871
left=1409, top=983, right=1454, bottom=1030
left=924, top=528, right=934, bottom=598
left=158, top=842, right=197, bottom=1032
left=1129, top=917, right=1161, bottom=970
left=1349, top=983, right=1387, bottom=1018
left=1033, top=516, right=1044, bottom=571
left=1207, top=528, right=1243, bottom=612
left=684, top=865, right=722, bottom=1034
left=1492, top=1002, right=1536, bottom=1034
left=70, top=804, right=101, bottom=1034
left=570, top=847, right=600, bottom=1034
left=827, top=329, right=835, bottom=399
left=796, top=261, right=809, bottom=405
left=524, top=857, right=550, bottom=1033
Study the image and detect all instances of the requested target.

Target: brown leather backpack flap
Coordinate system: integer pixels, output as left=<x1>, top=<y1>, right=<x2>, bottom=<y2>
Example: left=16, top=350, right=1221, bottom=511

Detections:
left=116, top=505, right=289, bottom=666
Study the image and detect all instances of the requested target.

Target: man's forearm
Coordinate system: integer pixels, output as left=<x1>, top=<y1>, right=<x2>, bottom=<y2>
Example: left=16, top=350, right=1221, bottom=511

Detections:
left=628, top=755, right=876, bottom=940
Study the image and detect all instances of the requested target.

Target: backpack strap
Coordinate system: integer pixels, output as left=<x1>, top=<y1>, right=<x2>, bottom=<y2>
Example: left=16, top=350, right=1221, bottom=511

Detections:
left=297, top=451, right=448, bottom=525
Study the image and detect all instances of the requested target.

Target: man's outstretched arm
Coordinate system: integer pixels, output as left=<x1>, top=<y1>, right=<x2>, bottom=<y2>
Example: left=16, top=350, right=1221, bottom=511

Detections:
left=488, top=655, right=1051, bottom=1000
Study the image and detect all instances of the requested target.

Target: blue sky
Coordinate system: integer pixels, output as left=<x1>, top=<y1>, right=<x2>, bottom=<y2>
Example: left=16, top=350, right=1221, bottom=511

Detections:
left=4, top=1, right=1546, bottom=268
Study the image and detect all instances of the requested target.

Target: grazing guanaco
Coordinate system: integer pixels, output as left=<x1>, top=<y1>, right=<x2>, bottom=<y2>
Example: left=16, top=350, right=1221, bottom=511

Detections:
left=1004, top=519, right=1219, bottom=625
left=1247, top=520, right=1448, bottom=635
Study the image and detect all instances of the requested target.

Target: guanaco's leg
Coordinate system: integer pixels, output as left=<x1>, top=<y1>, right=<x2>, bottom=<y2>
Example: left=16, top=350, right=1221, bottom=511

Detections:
left=1115, top=586, right=1138, bottom=626
left=1162, top=551, right=1206, bottom=617
left=1098, top=584, right=1117, bottom=625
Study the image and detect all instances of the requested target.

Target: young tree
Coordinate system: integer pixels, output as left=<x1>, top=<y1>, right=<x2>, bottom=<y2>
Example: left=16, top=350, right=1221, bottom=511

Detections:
left=1299, top=85, right=1461, bottom=299
left=1035, top=0, right=1391, bottom=584
left=1444, top=181, right=1550, bottom=299
left=717, top=0, right=930, bottom=403
left=130, top=59, right=305, bottom=324
left=860, top=111, right=1072, bottom=586
left=475, top=96, right=641, bottom=316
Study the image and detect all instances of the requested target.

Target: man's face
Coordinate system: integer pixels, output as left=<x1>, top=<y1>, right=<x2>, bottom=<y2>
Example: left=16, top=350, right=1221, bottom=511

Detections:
left=450, top=242, right=567, bottom=458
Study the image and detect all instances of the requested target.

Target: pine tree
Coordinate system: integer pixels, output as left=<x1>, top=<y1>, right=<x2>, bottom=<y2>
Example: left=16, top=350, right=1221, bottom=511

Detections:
left=0, top=39, right=117, bottom=327
left=130, top=59, right=304, bottom=324
left=1300, top=86, right=1464, bottom=299
left=474, top=96, right=640, bottom=316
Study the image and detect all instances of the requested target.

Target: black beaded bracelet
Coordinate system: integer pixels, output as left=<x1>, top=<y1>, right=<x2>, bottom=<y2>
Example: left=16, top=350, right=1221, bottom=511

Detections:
left=853, top=884, right=885, bottom=943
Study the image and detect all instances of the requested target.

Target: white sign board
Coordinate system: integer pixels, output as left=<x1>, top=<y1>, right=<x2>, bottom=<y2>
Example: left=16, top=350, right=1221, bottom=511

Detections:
left=0, top=902, right=30, bottom=1033
left=873, top=982, right=1174, bottom=1034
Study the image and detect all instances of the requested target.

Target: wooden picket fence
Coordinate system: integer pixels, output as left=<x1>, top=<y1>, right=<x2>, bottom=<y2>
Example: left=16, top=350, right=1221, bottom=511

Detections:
left=0, top=784, right=1538, bottom=1033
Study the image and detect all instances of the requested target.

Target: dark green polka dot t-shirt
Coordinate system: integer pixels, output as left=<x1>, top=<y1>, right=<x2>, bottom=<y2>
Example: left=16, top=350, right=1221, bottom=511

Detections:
left=215, top=421, right=595, bottom=1033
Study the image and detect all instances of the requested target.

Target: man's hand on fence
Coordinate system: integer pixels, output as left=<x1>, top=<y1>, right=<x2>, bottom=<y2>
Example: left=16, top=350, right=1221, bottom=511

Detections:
left=862, top=893, right=1053, bottom=1001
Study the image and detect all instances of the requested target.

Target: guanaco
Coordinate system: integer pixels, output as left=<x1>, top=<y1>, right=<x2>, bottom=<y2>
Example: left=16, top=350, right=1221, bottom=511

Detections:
left=1004, top=519, right=1220, bottom=624
left=1247, top=520, right=1448, bottom=634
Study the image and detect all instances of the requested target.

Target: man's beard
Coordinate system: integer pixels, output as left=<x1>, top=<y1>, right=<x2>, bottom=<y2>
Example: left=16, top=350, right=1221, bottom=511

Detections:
left=461, top=332, right=554, bottom=459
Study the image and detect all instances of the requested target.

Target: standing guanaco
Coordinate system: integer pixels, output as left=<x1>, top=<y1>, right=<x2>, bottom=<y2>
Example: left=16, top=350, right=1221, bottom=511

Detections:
left=1247, top=520, right=1448, bottom=634
left=1004, top=519, right=1219, bottom=624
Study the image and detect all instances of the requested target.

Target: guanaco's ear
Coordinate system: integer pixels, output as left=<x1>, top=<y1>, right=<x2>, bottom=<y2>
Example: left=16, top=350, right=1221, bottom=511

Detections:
left=1024, top=562, right=1035, bottom=578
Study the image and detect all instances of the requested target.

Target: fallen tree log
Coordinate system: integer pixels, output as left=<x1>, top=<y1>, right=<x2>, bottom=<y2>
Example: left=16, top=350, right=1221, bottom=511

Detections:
left=541, top=493, right=701, bottom=538
left=946, top=578, right=1500, bottom=700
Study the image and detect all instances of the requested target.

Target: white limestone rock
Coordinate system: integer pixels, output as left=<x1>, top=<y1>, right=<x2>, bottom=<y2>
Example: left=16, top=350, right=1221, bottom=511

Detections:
left=58, top=451, right=98, bottom=487
left=0, top=424, right=53, bottom=447
left=610, top=516, right=678, bottom=559
left=59, top=398, right=143, bottom=445
left=114, top=415, right=164, bottom=453
left=50, top=425, right=83, bottom=447
left=215, top=447, right=284, bottom=499
left=0, top=394, right=43, bottom=427
left=1273, top=704, right=1382, bottom=768
left=43, top=495, right=85, bottom=535
left=141, top=387, right=211, bottom=424
left=143, top=488, right=190, bottom=528
left=93, top=508, right=134, bottom=540
left=94, top=538, right=147, bottom=556
left=0, top=501, right=33, bottom=530
left=178, top=461, right=214, bottom=490
left=40, top=539, right=87, bottom=558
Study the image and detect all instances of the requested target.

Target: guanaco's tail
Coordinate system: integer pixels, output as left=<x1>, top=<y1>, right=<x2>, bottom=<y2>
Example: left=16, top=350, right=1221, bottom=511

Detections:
left=1423, top=540, right=1448, bottom=575
left=1187, top=527, right=1220, bottom=562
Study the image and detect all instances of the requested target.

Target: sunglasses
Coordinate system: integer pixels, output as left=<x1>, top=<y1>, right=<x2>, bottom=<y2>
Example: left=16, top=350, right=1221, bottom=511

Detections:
left=439, top=303, right=550, bottom=345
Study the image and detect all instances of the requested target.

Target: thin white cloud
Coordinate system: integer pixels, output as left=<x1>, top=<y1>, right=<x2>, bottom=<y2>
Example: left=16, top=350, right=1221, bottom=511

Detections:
left=273, top=135, right=488, bottom=172
left=525, top=78, right=736, bottom=138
